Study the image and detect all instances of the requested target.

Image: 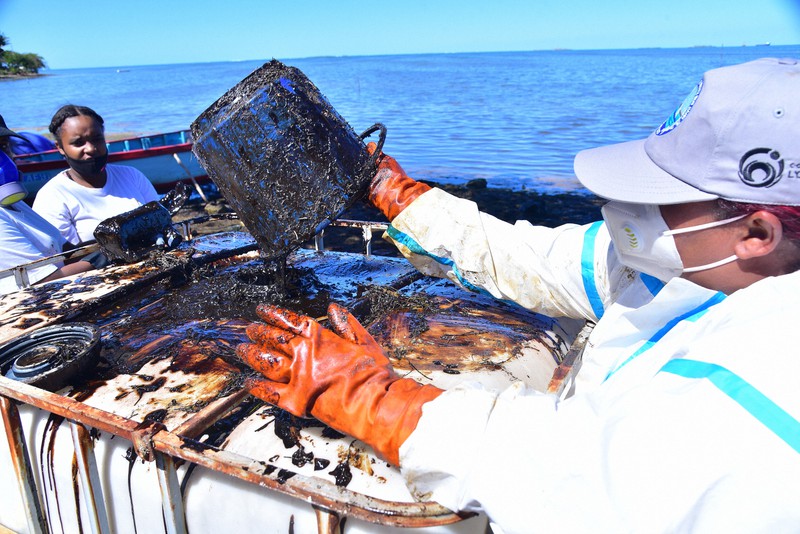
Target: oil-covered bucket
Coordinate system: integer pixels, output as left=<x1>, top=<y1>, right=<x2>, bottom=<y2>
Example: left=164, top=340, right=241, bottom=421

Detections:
left=190, top=59, right=386, bottom=260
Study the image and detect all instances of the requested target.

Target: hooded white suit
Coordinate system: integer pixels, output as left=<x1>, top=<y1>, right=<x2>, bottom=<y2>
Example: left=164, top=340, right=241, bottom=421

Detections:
left=392, top=189, right=800, bottom=533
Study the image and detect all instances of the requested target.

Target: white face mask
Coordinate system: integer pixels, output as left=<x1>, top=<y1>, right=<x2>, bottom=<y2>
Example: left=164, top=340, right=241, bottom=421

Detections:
left=601, top=201, right=747, bottom=281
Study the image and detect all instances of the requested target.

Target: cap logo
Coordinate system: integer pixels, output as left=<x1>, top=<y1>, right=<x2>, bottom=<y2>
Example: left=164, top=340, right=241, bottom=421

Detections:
left=738, top=148, right=784, bottom=188
left=655, top=80, right=703, bottom=136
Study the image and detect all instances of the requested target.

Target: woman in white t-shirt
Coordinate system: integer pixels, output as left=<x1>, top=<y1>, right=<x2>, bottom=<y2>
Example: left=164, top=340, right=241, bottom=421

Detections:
left=32, top=105, right=159, bottom=245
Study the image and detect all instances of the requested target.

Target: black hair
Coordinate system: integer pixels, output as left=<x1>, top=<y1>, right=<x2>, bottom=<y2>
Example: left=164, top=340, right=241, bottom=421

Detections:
left=48, top=105, right=105, bottom=144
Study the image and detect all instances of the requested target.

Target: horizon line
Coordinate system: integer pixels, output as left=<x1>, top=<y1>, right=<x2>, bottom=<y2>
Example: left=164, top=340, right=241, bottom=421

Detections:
left=42, top=42, right=798, bottom=71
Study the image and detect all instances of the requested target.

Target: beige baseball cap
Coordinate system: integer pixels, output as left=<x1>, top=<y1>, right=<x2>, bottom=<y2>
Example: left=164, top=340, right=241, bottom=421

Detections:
left=574, top=57, right=800, bottom=205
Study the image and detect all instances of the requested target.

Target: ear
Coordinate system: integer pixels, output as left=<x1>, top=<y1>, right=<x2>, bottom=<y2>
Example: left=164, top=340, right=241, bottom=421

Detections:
left=55, top=142, right=66, bottom=157
left=734, top=211, right=783, bottom=260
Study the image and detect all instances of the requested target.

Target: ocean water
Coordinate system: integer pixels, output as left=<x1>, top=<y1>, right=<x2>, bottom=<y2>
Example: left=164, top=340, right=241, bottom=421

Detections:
left=4, top=45, right=800, bottom=193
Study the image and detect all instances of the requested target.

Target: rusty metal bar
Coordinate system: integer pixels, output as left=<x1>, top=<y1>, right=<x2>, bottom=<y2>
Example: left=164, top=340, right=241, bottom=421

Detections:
left=0, top=375, right=468, bottom=527
left=171, top=388, right=250, bottom=439
left=151, top=430, right=470, bottom=528
left=70, top=422, right=110, bottom=534
left=0, top=396, right=48, bottom=534
left=155, top=451, right=187, bottom=534
left=0, top=376, right=141, bottom=441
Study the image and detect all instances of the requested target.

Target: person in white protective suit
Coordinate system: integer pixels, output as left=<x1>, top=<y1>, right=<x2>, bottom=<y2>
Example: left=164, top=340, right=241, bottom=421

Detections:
left=236, top=57, right=800, bottom=533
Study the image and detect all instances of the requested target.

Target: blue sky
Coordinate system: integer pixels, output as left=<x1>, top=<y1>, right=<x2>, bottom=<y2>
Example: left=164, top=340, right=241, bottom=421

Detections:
left=2, top=0, right=799, bottom=69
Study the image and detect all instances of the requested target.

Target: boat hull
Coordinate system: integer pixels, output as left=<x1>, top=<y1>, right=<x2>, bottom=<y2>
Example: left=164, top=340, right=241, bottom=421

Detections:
left=14, top=131, right=209, bottom=195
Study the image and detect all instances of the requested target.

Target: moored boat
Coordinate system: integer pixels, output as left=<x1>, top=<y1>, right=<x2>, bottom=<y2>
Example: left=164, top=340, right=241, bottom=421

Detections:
left=13, top=130, right=208, bottom=196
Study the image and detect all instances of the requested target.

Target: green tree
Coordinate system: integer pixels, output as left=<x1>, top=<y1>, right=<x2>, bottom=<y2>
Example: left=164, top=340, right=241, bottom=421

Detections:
left=3, top=51, right=46, bottom=74
left=0, top=33, right=8, bottom=70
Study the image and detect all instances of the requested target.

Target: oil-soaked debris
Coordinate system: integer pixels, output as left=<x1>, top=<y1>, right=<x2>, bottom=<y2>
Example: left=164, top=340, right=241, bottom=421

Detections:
left=143, top=409, right=168, bottom=423
left=190, top=59, right=376, bottom=262
left=276, top=468, right=296, bottom=484
left=291, top=446, right=314, bottom=468
left=265, top=406, right=325, bottom=449
left=329, top=462, right=353, bottom=487
left=313, top=458, right=330, bottom=471
left=321, top=427, right=345, bottom=439
left=358, top=285, right=436, bottom=328
left=180, top=437, right=215, bottom=454
left=132, top=376, right=167, bottom=399
left=16, top=317, right=44, bottom=329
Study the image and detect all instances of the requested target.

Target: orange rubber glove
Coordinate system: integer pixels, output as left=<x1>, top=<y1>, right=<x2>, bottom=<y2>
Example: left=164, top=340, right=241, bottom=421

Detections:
left=366, top=142, right=432, bottom=221
left=236, top=302, right=443, bottom=466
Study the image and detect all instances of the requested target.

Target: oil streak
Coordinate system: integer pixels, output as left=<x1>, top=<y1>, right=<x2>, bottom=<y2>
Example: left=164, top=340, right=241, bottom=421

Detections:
left=70, top=453, right=83, bottom=533
left=39, top=414, right=66, bottom=534
left=125, top=446, right=139, bottom=534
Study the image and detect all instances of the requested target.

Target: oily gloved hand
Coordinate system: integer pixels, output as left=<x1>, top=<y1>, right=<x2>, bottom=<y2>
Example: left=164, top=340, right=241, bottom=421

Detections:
left=366, top=142, right=432, bottom=222
left=236, top=302, right=443, bottom=465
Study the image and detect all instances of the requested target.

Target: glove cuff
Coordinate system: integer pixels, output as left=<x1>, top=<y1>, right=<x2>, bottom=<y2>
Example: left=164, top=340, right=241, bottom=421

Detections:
left=369, top=167, right=432, bottom=221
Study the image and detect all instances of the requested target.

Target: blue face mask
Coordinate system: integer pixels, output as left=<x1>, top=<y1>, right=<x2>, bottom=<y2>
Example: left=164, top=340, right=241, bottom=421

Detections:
left=0, top=150, right=26, bottom=206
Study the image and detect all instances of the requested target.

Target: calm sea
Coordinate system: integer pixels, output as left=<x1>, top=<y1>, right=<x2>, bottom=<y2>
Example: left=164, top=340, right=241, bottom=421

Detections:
left=4, top=45, right=800, bottom=193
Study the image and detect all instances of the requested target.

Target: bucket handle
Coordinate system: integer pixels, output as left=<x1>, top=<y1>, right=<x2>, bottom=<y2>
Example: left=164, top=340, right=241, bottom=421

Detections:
left=359, top=123, right=387, bottom=167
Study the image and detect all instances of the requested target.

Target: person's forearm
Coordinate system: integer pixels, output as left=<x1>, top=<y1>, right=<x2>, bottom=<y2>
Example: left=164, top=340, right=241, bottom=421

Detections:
left=39, top=261, right=93, bottom=284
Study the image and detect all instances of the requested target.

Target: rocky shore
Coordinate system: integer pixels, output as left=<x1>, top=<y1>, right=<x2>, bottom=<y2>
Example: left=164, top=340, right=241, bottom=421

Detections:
left=178, top=180, right=605, bottom=256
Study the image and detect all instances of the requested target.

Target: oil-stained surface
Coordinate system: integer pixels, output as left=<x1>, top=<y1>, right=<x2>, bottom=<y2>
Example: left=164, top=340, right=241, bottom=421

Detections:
left=0, top=231, right=576, bottom=532
left=361, top=279, right=581, bottom=391
left=191, top=59, right=378, bottom=260
left=0, top=233, right=259, bottom=342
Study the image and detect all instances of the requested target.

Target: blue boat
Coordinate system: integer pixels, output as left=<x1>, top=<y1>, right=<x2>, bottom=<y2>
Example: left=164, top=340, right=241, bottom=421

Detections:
left=13, top=130, right=209, bottom=196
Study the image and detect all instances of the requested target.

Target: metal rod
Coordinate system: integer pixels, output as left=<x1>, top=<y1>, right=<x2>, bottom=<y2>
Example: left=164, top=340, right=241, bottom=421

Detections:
left=363, top=226, right=373, bottom=258
left=151, top=430, right=468, bottom=528
left=0, top=396, right=48, bottom=534
left=70, top=422, right=111, bottom=534
left=172, top=152, right=208, bottom=203
left=155, top=452, right=187, bottom=534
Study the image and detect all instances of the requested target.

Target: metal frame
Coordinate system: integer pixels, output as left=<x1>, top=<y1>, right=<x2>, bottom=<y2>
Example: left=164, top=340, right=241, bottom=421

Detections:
left=0, top=374, right=468, bottom=533
left=0, top=216, right=475, bottom=533
left=0, top=215, right=580, bottom=532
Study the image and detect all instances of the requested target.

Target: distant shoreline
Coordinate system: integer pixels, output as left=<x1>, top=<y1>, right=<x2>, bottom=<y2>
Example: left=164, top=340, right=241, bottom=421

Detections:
left=0, top=73, right=47, bottom=81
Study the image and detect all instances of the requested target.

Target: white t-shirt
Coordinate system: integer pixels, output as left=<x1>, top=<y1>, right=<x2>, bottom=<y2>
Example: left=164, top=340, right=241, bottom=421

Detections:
left=33, top=164, right=159, bottom=244
left=0, top=201, right=65, bottom=295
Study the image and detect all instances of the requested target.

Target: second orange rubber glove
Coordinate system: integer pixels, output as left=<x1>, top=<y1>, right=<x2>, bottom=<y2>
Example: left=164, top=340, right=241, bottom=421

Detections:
left=236, top=302, right=443, bottom=466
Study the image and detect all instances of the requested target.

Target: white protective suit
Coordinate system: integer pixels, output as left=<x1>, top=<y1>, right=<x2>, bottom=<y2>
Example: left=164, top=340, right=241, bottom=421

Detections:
left=392, top=189, right=800, bottom=533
